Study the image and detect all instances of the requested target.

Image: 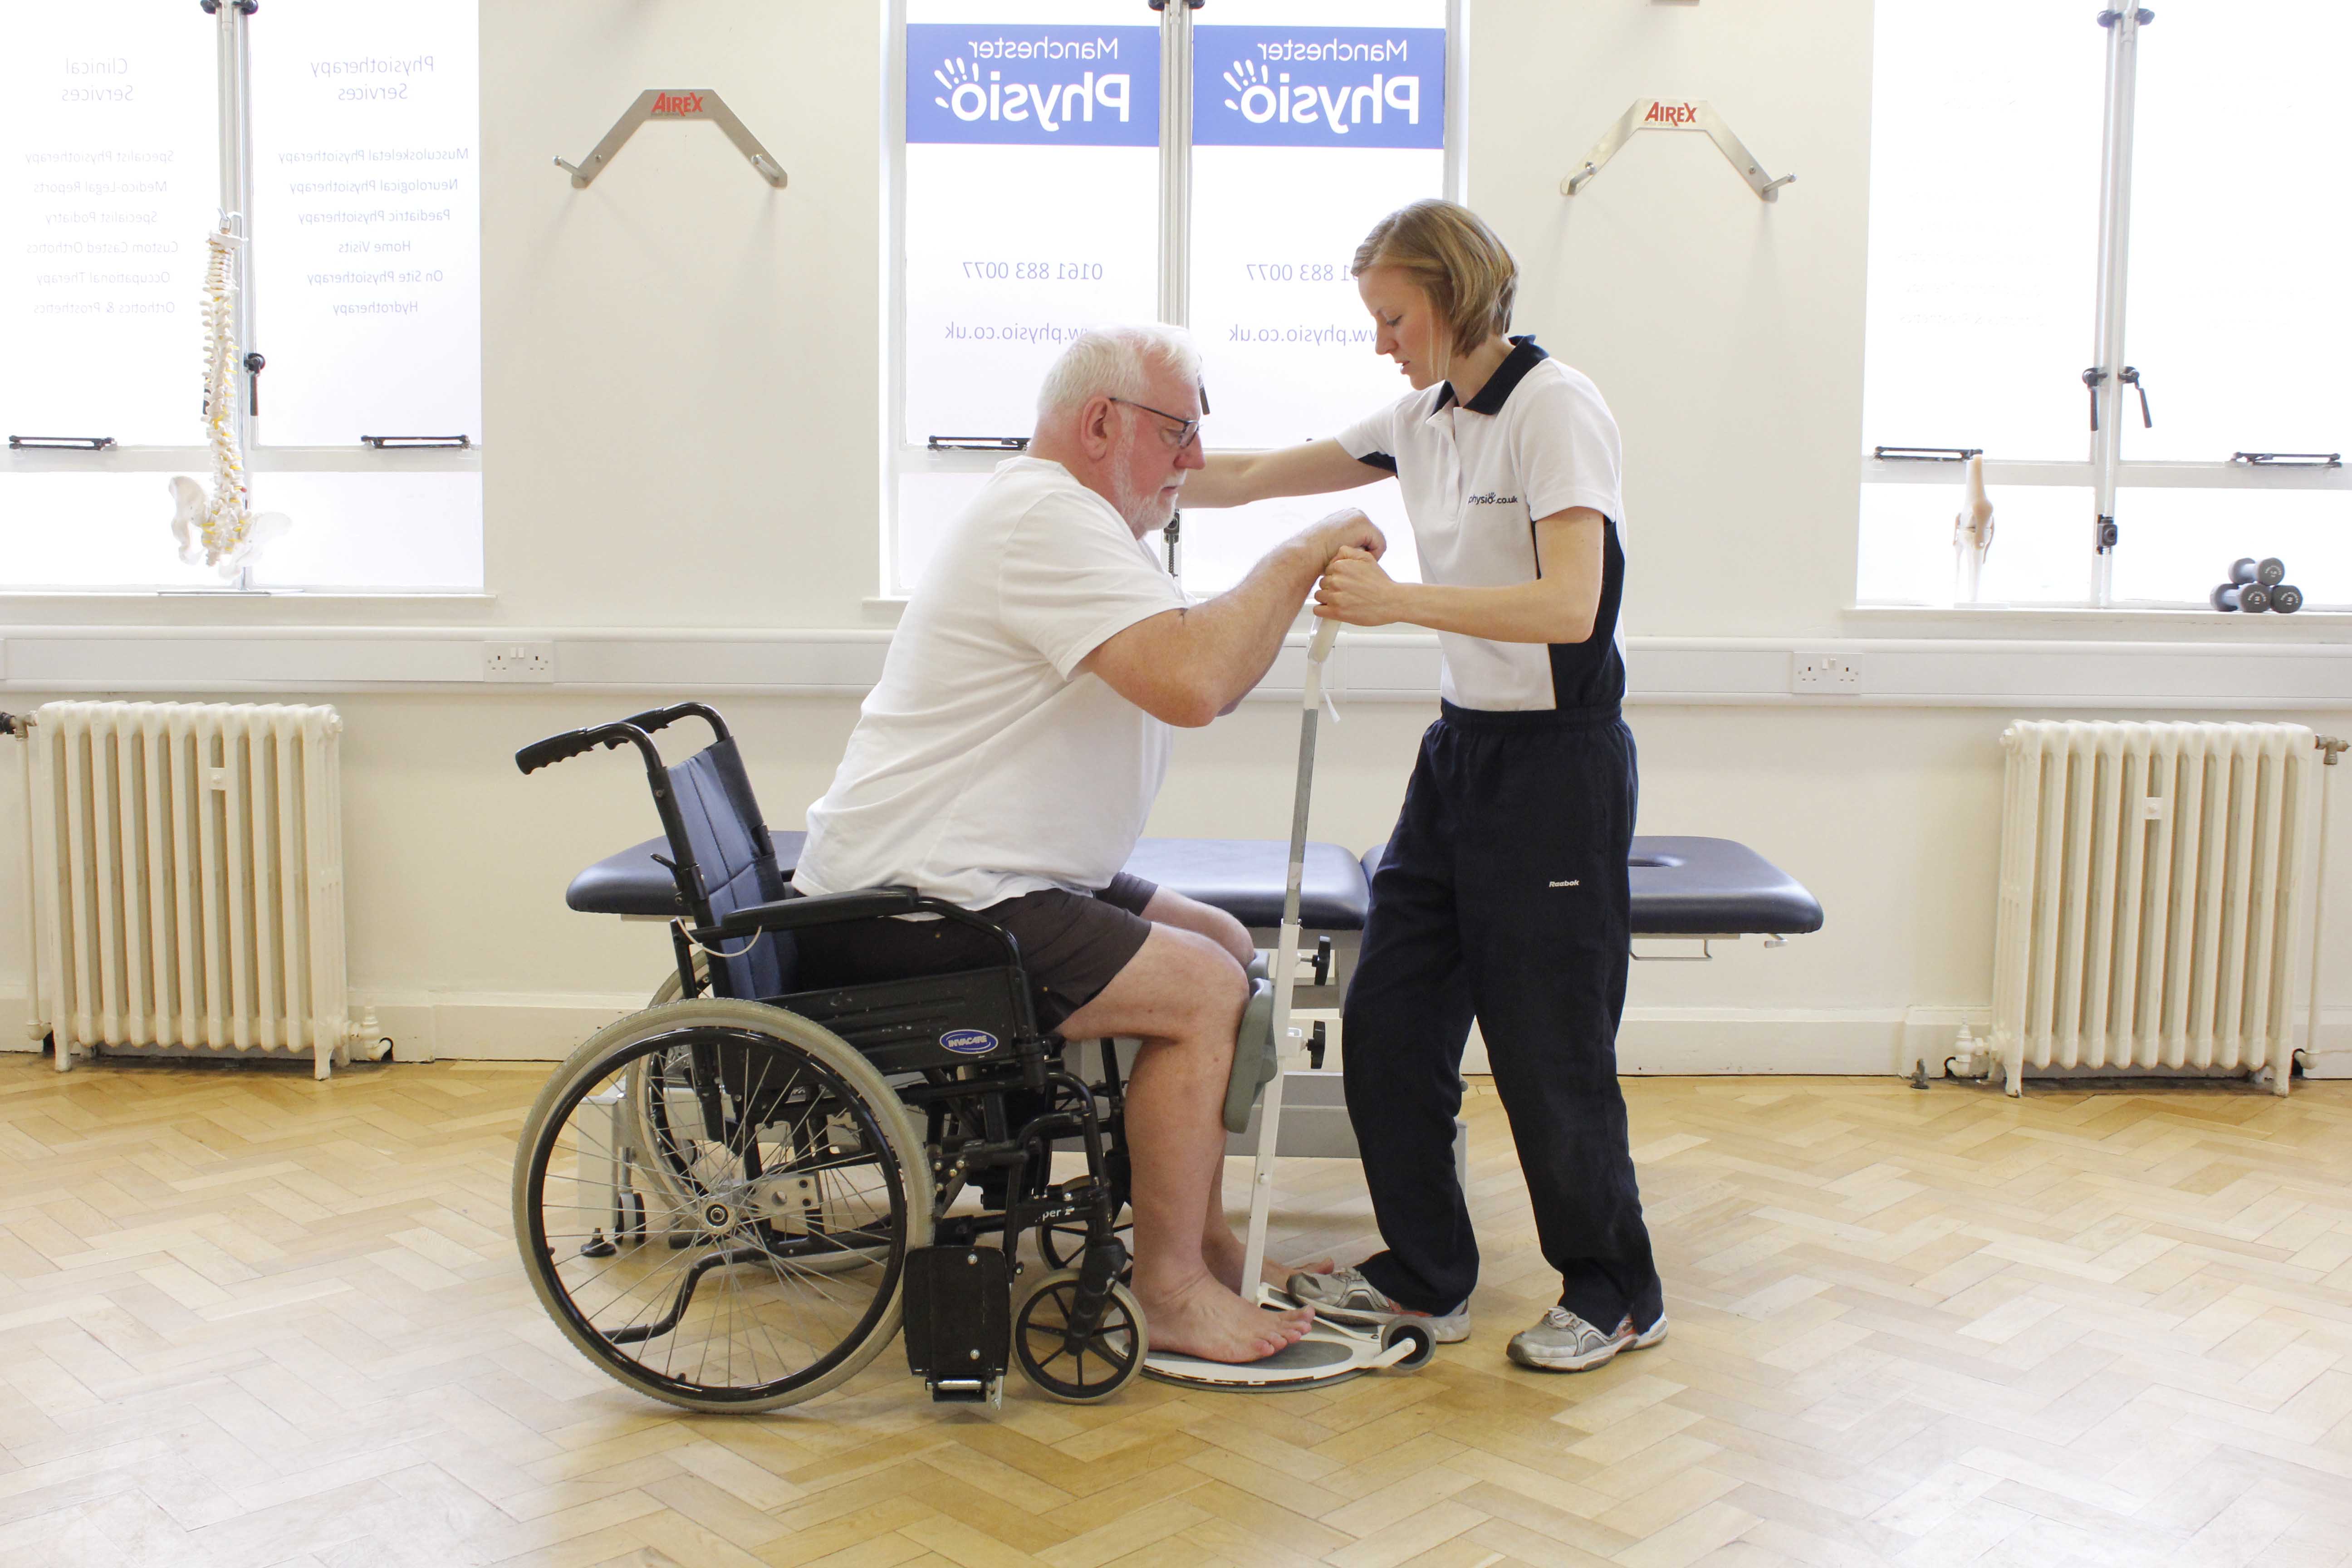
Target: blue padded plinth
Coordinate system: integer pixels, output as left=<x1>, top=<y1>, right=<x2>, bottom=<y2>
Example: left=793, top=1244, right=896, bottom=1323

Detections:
left=1363, top=834, right=1825, bottom=937
left=569, top=832, right=1821, bottom=938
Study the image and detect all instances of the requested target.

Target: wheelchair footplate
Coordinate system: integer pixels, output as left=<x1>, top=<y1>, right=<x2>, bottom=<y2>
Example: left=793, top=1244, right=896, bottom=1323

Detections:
left=902, top=1245, right=1012, bottom=1405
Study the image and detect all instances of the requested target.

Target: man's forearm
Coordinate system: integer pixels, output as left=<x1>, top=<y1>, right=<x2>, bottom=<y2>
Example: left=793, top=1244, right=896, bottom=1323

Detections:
left=1181, top=536, right=1325, bottom=710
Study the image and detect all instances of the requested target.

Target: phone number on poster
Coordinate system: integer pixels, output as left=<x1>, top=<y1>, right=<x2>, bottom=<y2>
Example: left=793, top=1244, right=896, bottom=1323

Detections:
left=960, top=260, right=1107, bottom=281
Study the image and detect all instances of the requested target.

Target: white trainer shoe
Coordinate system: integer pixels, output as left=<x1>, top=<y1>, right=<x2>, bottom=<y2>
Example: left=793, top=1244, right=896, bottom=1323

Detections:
left=1506, top=1308, right=1669, bottom=1372
left=1284, top=1266, right=1470, bottom=1343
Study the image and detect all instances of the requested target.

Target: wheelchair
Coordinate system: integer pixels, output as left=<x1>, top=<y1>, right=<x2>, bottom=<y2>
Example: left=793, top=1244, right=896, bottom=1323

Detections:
left=511, top=703, right=1165, bottom=1410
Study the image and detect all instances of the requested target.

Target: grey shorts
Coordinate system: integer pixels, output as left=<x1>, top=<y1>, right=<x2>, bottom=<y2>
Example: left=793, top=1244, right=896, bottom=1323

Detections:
left=790, top=873, right=1159, bottom=1034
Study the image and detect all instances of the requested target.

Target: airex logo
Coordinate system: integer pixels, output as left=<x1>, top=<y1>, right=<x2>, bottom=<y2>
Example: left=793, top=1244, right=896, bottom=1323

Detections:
left=906, top=24, right=1159, bottom=147
left=1194, top=27, right=1445, bottom=150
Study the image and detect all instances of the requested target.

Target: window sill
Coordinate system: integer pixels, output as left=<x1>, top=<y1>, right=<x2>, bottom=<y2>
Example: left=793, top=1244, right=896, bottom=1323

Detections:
left=1843, top=603, right=2352, bottom=640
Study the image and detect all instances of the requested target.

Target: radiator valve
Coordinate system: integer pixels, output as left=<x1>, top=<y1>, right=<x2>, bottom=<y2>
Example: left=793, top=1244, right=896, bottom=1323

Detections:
left=348, top=1010, right=393, bottom=1062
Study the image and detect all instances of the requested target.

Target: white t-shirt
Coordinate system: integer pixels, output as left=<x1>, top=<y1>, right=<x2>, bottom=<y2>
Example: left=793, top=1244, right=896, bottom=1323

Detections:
left=1337, top=337, right=1628, bottom=712
left=795, top=457, right=1187, bottom=909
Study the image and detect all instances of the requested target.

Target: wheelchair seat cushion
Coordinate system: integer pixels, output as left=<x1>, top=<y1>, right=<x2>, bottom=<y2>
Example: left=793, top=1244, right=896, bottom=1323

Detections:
left=792, top=876, right=1157, bottom=1035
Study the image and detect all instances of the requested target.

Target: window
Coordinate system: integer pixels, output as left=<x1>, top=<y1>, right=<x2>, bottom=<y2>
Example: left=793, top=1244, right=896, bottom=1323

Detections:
left=1860, top=1, right=2349, bottom=610
left=1, top=0, right=482, bottom=593
left=889, top=0, right=1455, bottom=595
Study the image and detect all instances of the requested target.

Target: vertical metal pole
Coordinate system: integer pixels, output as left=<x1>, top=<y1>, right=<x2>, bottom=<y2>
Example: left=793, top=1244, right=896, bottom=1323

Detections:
left=883, top=0, right=910, bottom=597
left=2087, top=8, right=2145, bottom=607
left=1240, top=619, right=1339, bottom=1304
left=15, top=720, right=46, bottom=1049
left=1157, top=1, right=1193, bottom=328
left=2304, top=740, right=2345, bottom=1093
left=1443, top=0, right=1469, bottom=203
left=217, top=1, right=257, bottom=591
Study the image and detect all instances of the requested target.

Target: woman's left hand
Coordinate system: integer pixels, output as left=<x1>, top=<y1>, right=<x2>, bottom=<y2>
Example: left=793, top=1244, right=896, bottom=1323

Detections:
left=1313, top=546, right=1409, bottom=626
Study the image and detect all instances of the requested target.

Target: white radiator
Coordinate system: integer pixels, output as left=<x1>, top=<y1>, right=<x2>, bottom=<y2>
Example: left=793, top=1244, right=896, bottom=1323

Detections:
left=14, top=701, right=355, bottom=1078
left=1992, top=720, right=2317, bottom=1096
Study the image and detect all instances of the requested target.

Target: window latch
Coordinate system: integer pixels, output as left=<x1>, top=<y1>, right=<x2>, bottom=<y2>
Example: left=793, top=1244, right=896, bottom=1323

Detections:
left=244, top=352, right=265, bottom=418
left=2232, top=451, right=2342, bottom=468
left=2083, top=367, right=2151, bottom=431
left=9, top=435, right=115, bottom=451
left=926, top=436, right=1029, bottom=451
left=1873, top=446, right=1982, bottom=462
left=2118, top=365, right=2151, bottom=427
left=361, top=435, right=473, bottom=449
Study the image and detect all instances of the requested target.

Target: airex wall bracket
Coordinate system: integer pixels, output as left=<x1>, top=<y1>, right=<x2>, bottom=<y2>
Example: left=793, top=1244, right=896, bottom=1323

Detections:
left=555, top=89, right=787, bottom=190
left=1562, top=98, right=1793, bottom=201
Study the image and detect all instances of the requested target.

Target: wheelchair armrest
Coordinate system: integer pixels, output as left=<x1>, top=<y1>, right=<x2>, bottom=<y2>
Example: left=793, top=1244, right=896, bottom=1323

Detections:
left=701, top=887, right=921, bottom=939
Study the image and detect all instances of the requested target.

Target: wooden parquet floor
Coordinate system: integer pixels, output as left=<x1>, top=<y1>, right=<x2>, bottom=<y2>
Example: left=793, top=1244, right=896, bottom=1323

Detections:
left=3, top=1058, right=2350, bottom=1568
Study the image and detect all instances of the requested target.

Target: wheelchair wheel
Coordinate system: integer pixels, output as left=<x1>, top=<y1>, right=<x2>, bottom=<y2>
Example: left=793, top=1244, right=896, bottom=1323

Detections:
left=513, top=998, right=931, bottom=1412
left=1038, top=1215, right=1132, bottom=1274
left=1011, top=1268, right=1147, bottom=1403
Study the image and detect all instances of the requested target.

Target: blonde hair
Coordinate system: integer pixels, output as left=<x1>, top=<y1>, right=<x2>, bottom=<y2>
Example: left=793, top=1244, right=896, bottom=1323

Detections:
left=1351, top=200, right=1518, bottom=371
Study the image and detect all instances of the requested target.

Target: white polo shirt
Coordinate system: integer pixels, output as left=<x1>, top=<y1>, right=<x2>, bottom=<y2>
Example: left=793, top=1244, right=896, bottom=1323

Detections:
left=795, top=457, right=1187, bottom=909
left=1337, top=337, right=1629, bottom=713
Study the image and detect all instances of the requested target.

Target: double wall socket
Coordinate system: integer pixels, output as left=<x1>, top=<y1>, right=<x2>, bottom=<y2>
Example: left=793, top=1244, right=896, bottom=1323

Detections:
left=485, top=642, right=556, bottom=682
left=1791, top=651, right=1863, bottom=694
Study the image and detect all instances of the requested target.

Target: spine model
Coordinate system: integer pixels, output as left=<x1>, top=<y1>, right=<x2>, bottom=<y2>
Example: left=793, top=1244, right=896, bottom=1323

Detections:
left=1952, top=453, right=1994, bottom=604
left=169, top=222, right=288, bottom=578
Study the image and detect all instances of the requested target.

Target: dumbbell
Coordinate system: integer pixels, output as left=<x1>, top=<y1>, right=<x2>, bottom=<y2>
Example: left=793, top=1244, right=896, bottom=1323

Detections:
left=2230, top=557, right=2287, bottom=588
left=2271, top=583, right=2304, bottom=614
left=2210, top=583, right=2270, bottom=613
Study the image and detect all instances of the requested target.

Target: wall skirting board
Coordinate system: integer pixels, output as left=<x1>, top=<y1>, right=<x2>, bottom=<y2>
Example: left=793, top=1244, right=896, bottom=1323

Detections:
left=3, top=627, right=2352, bottom=708
left=7, top=994, right=2344, bottom=1078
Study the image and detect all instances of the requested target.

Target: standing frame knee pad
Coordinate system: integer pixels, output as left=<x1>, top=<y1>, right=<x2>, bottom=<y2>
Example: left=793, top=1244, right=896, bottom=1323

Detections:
left=1223, top=978, right=1280, bottom=1134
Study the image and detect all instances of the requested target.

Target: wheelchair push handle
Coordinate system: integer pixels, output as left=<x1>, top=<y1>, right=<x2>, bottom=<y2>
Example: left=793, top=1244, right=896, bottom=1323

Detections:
left=618, top=701, right=730, bottom=744
left=515, top=721, right=656, bottom=775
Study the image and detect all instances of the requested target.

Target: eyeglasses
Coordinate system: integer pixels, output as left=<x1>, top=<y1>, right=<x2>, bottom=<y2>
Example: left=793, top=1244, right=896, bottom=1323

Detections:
left=1109, top=387, right=1210, bottom=451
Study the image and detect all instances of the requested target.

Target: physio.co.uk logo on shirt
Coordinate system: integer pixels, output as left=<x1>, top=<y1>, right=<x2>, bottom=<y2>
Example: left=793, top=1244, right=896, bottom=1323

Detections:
left=1192, top=27, right=1446, bottom=150
left=905, top=24, right=1160, bottom=147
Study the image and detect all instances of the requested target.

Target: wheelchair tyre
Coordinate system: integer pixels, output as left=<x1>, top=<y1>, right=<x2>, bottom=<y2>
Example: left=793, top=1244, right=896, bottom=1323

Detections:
left=513, top=999, right=932, bottom=1412
left=1011, top=1269, right=1147, bottom=1403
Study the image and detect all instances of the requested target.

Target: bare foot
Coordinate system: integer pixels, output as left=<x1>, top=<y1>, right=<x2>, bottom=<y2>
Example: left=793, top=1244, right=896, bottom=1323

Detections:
left=1141, top=1274, right=1314, bottom=1363
left=1201, top=1227, right=1304, bottom=1295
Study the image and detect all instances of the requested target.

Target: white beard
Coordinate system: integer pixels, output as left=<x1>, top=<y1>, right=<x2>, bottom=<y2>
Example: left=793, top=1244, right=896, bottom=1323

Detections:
left=1110, top=446, right=1175, bottom=534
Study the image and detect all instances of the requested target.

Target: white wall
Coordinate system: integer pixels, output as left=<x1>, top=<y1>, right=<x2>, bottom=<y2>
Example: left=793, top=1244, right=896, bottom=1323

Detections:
left=4, top=0, right=2348, bottom=1078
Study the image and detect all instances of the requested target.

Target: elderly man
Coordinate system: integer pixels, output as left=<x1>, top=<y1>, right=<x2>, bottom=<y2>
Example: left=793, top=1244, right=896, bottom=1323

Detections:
left=794, top=325, right=1381, bottom=1363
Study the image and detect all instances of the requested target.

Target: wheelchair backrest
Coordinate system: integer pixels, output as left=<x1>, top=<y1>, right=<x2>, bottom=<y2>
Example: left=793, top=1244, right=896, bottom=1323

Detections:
left=660, top=737, right=794, bottom=1000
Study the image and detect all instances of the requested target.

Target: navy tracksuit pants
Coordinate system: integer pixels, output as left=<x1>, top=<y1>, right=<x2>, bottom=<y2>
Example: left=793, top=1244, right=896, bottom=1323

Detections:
left=1343, top=701, right=1664, bottom=1333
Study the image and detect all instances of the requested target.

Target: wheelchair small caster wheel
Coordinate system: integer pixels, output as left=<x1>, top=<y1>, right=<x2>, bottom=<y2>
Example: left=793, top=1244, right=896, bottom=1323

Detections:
left=1012, top=1269, right=1147, bottom=1403
left=1381, top=1319, right=1438, bottom=1371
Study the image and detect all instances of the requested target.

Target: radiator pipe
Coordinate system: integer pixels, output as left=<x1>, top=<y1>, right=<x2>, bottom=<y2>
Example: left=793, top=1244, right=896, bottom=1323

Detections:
left=4, top=715, right=46, bottom=1055
left=2307, top=737, right=2346, bottom=1091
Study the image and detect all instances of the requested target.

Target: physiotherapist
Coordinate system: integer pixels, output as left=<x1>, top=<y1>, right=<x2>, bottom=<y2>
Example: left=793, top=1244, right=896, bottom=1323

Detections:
left=1181, top=199, right=1666, bottom=1373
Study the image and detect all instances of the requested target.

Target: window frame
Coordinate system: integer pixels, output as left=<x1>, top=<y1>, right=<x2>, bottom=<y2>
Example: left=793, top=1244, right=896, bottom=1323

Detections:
left=881, top=0, right=1468, bottom=599
left=1859, top=5, right=2350, bottom=611
left=1, top=0, right=482, bottom=597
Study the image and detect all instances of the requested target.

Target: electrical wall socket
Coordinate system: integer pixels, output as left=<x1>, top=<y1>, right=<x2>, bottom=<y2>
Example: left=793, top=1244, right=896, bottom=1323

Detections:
left=1791, top=651, right=1863, bottom=694
left=485, top=642, right=556, bottom=682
